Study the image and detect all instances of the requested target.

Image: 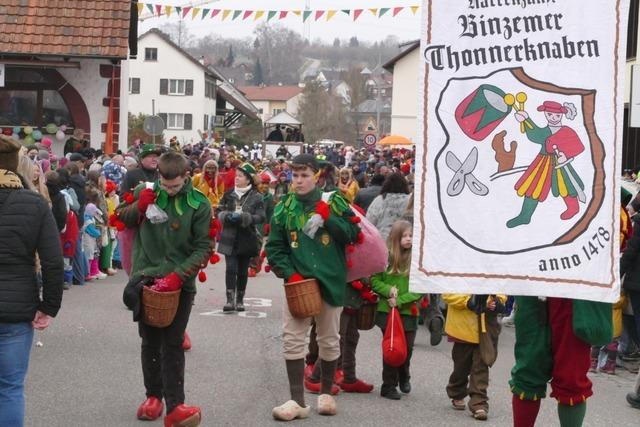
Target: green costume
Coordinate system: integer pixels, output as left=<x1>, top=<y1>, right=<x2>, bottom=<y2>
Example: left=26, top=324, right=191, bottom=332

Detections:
left=116, top=179, right=211, bottom=293
left=265, top=188, right=359, bottom=306
left=371, top=269, right=422, bottom=331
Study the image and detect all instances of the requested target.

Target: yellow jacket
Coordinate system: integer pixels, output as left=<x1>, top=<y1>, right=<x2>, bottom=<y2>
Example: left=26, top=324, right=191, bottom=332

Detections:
left=613, top=294, right=626, bottom=338
left=442, top=294, right=507, bottom=344
left=192, top=173, right=225, bottom=209
left=338, top=180, right=359, bottom=203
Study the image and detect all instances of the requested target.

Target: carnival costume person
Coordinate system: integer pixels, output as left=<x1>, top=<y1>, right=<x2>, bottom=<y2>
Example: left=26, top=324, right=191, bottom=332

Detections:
left=116, top=152, right=211, bottom=427
left=266, top=154, right=360, bottom=421
left=508, top=101, right=585, bottom=228
left=509, top=295, right=612, bottom=427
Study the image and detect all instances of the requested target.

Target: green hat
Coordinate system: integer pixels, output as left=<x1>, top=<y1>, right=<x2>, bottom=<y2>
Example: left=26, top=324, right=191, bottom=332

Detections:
left=237, top=162, right=257, bottom=180
left=139, top=144, right=163, bottom=159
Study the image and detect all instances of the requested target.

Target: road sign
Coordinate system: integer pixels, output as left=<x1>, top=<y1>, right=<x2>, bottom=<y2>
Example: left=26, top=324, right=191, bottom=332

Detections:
left=363, top=133, right=377, bottom=147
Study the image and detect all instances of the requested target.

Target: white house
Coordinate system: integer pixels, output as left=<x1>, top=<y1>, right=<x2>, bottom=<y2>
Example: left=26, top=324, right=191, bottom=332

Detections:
left=383, top=40, right=420, bottom=143
left=128, top=29, right=258, bottom=145
left=239, top=86, right=304, bottom=123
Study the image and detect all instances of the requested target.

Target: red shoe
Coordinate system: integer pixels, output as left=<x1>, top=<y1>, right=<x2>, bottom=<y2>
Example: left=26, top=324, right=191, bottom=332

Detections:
left=334, top=369, right=344, bottom=385
left=248, top=268, right=257, bottom=278
left=137, top=396, right=164, bottom=421
left=303, top=378, right=340, bottom=395
left=182, top=332, right=192, bottom=351
left=303, top=363, right=314, bottom=380
left=164, top=404, right=201, bottom=427
left=340, top=379, right=374, bottom=393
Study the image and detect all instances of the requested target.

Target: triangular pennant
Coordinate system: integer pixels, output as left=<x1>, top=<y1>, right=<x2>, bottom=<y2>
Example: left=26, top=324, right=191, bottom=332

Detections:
left=255, top=10, right=265, bottom=21
left=303, top=10, right=312, bottom=22
left=267, top=10, right=277, bottom=21
left=175, top=6, right=182, bottom=15
left=182, top=6, right=191, bottom=18
left=341, top=9, right=351, bottom=16
left=315, top=10, right=324, bottom=21
left=146, top=3, right=154, bottom=14
left=353, top=9, right=363, bottom=21
left=211, top=9, right=220, bottom=18
left=191, top=8, right=200, bottom=20
left=392, top=7, right=404, bottom=17
left=326, top=10, right=337, bottom=21
left=164, top=5, right=172, bottom=17
left=137, top=2, right=144, bottom=16
left=222, top=9, right=232, bottom=20
left=155, top=4, right=162, bottom=16
left=243, top=10, right=253, bottom=20
left=232, top=10, right=242, bottom=20
left=379, top=8, right=390, bottom=17
left=368, top=8, right=378, bottom=16
left=292, top=10, right=302, bottom=17
left=410, top=5, right=419, bottom=14
left=279, top=10, right=288, bottom=19
left=201, top=9, right=210, bottom=19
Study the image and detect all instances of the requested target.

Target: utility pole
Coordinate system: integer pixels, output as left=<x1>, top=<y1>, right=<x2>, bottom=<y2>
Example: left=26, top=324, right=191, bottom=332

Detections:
left=304, top=0, right=311, bottom=40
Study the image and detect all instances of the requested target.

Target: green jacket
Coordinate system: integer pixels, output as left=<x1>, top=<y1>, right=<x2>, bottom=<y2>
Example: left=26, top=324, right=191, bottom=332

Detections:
left=265, top=188, right=359, bottom=306
left=116, top=179, right=211, bottom=293
left=371, top=269, right=422, bottom=316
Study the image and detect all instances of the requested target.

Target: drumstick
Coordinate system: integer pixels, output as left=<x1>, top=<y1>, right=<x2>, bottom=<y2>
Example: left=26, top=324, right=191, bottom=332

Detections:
left=516, top=92, right=527, bottom=133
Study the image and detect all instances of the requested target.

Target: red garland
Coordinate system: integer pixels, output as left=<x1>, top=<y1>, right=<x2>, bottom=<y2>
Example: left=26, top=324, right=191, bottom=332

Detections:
left=198, top=271, right=207, bottom=283
left=315, top=200, right=330, bottom=220
left=209, top=253, right=221, bottom=264
left=123, top=192, right=135, bottom=204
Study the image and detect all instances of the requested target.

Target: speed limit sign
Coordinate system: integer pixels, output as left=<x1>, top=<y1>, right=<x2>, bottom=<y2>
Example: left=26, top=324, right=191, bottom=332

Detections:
left=363, top=133, right=377, bottom=147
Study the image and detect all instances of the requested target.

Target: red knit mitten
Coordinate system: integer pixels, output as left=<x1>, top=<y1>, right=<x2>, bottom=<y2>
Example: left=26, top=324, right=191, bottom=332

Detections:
left=137, top=189, right=157, bottom=214
left=315, top=201, right=330, bottom=221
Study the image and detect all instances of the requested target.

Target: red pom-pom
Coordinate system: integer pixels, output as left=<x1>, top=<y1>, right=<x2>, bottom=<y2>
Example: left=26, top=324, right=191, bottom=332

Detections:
left=115, top=221, right=126, bottom=231
left=260, top=250, right=267, bottom=258
left=209, top=253, right=221, bottom=264
left=351, top=280, right=364, bottom=290
left=123, top=192, right=135, bottom=204
left=421, top=297, right=429, bottom=309
left=288, top=273, right=305, bottom=283
left=198, top=271, right=207, bottom=283
left=350, top=216, right=361, bottom=224
left=108, top=213, right=118, bottom=227
left=356, top=232, right=365, bottom=244
left=346, top=259, right=353, bottom=269
left=264, top=265, right=271, bottom=273
left=346, top=244, right=355, bottom=254
left=410, top=304, right=419, bottom=316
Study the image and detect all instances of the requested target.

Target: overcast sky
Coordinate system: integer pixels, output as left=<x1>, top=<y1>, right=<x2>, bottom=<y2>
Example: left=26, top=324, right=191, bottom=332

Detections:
left=138, top=0, right=422, bottom=43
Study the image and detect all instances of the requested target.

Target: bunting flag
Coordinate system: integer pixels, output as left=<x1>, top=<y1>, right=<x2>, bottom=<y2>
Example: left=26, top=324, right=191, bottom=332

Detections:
left=136, top=4, right=421, bottom=21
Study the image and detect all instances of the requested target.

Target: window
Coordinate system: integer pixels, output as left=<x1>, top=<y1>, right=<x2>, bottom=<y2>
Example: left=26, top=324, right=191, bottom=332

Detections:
left=204, top=114, right=209, bottom=130
left=167, top=113, right=184, bottom=129
left=272, top=108, right=284, bottom=116
left=145, top=48, right=158, bottom=61
left=205, top=81, right=216, bottom=99
left=169, top=79, right=185, bottom=95
left=628, top=0, right=639, bottom=59
left=164, top=113, right=192, bottom=130
left=129, top=78, right=140, bottom=94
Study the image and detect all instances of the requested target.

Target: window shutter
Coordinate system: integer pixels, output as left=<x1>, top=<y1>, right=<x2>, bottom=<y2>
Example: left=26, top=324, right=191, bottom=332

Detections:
left=185, top=79, right=194, bottom=96
left=158, top=113, right=168, bottom=128
left=132, top=78, right=140, bottom=94
left=160, top=79, right=168, bottom=95
left=184, top=114, right=192, bottom=130
left=204, top=114, right=209, bottom=130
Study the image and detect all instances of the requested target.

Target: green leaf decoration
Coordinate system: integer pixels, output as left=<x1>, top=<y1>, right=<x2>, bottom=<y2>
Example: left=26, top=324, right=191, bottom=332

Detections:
left=155, top=190, right=169, bottom=209
left=174, top=197, right=184, bottom=216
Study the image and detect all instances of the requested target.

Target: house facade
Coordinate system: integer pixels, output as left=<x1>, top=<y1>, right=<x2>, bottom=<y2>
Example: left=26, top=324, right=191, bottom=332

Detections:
left=0, top=0, right=135, bottom=155
left=239, top=86, right=304, bottom=122
left=383, top=40, right=420, bottom=143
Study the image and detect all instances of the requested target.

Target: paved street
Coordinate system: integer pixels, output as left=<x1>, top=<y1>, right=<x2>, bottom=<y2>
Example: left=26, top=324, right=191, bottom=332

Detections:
left=25, top=264, right=639, bottom=427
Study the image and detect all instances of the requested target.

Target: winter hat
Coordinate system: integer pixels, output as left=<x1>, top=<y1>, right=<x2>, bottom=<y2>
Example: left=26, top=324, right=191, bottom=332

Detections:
left=237, top=162, right=256, bottom=182
left=0, top=134, right=21, bottom=172
left=291, top=154, right=320, bottom=171
left=124, top=156, right=138, bottom=168
left=139, top=144, right=163, bottom=159
left=84, top=203, right=99, bottom=218
left=38, top=149, right=50, bottom=160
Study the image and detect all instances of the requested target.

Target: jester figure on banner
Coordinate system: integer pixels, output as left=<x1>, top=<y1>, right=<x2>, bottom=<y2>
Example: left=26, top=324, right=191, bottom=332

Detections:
left=508, top=100, right=585, bottom=228
left=452, top=75, right=612, bottom=427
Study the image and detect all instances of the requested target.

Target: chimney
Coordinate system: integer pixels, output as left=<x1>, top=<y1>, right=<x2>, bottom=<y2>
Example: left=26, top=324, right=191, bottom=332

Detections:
left=199, top=55, right=205, bottom=65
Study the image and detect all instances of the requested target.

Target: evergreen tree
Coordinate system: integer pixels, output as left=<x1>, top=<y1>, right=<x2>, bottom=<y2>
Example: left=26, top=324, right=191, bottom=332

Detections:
left=253, top=58, right=264, bottom=85
left=226, top=45, right=235, bottom=67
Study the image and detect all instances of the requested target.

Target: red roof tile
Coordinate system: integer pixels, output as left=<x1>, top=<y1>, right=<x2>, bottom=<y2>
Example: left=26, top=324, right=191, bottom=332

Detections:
left=0, top=0, right=132, bottom=58
left=239, top=86, right=303, bottom=102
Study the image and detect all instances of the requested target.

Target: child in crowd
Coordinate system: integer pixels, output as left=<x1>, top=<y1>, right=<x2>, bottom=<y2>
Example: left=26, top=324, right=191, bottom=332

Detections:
left=82, top=202, right=106, bottom=280
left=371, top=220, right=422, bottom=400
left=443, top=293, right=506, bottom=421
left=101, top=180, right=119, bottom=275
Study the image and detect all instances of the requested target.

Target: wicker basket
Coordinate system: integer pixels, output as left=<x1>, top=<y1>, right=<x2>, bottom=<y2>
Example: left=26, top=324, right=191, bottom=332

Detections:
left=356, top=303, right=377, bottom=330
left=284, top=278, right=322, bottom=319
left=142, top=287, right=181, bottom=328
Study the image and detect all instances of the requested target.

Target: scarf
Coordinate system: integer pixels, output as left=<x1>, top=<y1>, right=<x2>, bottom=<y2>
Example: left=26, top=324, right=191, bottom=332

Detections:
left=0, top=169, right=24, bottom=189
left=204, top=174, right=220, bottom=196
left=234, top=185, right=251, bottom=200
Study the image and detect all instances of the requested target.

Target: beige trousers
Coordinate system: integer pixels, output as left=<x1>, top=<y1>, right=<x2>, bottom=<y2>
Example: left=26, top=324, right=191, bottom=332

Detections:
left=282, top=300, right=342, bottom=361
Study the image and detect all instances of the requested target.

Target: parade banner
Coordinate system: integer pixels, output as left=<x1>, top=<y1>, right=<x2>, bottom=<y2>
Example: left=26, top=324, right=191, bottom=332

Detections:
left=412, top=0, right=630, bottom=302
